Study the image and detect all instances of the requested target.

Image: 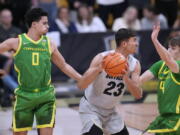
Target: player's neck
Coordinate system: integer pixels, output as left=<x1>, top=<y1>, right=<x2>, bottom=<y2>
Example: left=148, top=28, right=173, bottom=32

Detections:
left=27, top=29, right=42, bottom=41
left=115, top=48, right=129, bottom=58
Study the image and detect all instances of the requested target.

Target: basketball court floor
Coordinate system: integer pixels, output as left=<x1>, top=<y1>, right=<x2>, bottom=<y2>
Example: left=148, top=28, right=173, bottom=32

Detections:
left=0, top=103, right=158, bottom=135
left=0, top=83, right=158, bottom=135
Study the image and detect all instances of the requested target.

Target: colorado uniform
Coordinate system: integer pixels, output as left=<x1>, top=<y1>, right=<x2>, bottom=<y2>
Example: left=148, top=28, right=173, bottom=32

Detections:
left=79, top=50, right=137, bottom=134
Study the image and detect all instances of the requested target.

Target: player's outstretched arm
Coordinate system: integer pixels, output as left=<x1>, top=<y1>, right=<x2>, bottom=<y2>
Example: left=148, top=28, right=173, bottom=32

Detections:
left=151, top=23, right=179, bottom=73
left=51, top=41, right=82, bottom=81
left=140, top=70, right=154, bottom=85
left=0, top=38, right=18, bottom=54
left=77, top=54, right=103, bottom=90
left=123, top=61, right=142, bottom=99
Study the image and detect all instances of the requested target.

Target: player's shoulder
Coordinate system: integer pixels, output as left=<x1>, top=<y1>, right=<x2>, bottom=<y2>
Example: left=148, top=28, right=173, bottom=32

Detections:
left=128, top=55, right=138, bottom=63
left=100, top=50, right=115, bottom=57
left=5, top=37, right=19, bottom=46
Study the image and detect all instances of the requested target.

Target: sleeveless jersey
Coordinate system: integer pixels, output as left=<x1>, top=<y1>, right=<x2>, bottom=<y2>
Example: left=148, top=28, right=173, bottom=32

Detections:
left=149, top=60, right=180, bottom=115
left=13, top=33, right=52, bottom=90
left=85, top=50, right=137, bottom=109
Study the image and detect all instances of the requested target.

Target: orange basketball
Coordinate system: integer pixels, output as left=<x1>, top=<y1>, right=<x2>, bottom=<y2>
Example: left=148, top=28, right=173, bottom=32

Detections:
left=102, top=52, right=127, bottom=77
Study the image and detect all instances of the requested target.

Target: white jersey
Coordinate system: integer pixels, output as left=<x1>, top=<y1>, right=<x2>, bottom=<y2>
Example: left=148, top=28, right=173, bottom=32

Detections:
left=84, top=50, right=137, bottom=109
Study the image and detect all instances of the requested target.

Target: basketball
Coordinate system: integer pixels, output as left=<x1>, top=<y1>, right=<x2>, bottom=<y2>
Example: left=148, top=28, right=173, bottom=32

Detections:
left=102, top=52, right=127, bottom=77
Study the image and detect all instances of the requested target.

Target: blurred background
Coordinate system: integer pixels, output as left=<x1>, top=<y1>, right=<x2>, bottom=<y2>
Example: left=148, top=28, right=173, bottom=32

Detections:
left=0, top=0, right=179, bottom=135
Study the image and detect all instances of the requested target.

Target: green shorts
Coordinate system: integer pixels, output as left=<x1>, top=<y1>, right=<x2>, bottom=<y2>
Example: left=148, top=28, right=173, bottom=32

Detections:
left=12, top=85, right=56, bottom=132
left=147, top=114, right=180, bottom=135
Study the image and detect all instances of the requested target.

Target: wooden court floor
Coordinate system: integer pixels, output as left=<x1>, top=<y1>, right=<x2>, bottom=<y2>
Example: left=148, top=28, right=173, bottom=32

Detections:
left=0, top=103, right=158, bottom=135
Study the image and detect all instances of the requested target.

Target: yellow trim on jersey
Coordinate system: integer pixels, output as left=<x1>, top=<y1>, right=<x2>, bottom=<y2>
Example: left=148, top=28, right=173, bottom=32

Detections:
left=13, top=127, right=32, bottom=132
left=47, top=78, right=51, bottom=85
left=171, top=73, right=180, bottom=85
left=12, top=88, right=32, bottom=132
left=163, top=68, right=170, bottom=74
left=36, top=102, right=56, bottom=128
left=13, top=35, right=22, bottom=57
left=14, top=65, right=21, bottom=85
left=24, top=34, right=43, bottom=44
left=158, top=62, right=165, bottom=79
left=147, top=119, right=180, bottom=133
left=47, top=38, right=52, bottom=55
left=176, top=95, right=180, bottom=114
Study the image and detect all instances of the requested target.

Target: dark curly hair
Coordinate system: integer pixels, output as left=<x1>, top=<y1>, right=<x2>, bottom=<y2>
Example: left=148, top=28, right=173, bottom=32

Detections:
left=25, top=8, right=48, bottom=28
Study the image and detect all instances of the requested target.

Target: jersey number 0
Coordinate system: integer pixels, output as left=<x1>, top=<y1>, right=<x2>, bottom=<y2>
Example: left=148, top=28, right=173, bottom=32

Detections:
left=32, top=52, right=39, bottom=66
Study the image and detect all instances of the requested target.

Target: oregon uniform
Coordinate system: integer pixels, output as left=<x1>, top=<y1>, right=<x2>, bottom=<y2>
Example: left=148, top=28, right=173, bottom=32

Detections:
left=12, top=34, right=56, bottom=132
left=147, top=60, right=180, bottom=135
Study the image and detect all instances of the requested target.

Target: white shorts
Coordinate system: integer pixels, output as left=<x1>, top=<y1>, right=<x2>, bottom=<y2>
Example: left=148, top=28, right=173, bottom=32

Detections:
left=79, top=97, right=125, bottom=134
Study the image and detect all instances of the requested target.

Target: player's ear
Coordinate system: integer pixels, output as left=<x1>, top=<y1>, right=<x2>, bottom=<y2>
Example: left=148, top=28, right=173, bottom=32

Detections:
left=32, top=22, right=37, bottom=27
left=122, top=41, right=127, bottom=48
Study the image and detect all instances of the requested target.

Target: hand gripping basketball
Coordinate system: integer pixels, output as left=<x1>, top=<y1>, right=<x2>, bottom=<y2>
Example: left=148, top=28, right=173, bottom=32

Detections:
left=102, top=52, right=128, bottom=77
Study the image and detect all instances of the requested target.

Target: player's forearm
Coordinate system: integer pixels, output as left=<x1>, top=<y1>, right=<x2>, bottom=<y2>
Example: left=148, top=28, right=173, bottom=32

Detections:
left=152, top=38, right=171, bottom=61
left=152, top=38, right=179, bottom=72
left=123, top=76, right=142, bottom=99
left=140, top=70, right=154, bottom=86
left=61, top=64, right=82, bottom=81
left=78, top=68, right=100, bottom=90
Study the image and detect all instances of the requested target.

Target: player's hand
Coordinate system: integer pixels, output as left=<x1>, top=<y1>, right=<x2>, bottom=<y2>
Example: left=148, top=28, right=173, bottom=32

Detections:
left=0, top=69, right=6, bottom=77
left=151, top=22, right=160, bottom=41
left=120, top=63, right=129, bottom=77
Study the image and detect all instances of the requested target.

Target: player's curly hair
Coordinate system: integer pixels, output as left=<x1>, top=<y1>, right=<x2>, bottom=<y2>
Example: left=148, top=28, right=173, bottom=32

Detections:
left=25, top=8, right=48, bottom=28
left=115, top=28, right=136, bottom=47
left=169, top=36, right=180, bottom=47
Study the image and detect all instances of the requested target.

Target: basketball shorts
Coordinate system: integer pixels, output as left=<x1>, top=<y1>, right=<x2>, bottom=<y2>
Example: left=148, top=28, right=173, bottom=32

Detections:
left=79, top=97, right=125, bottom=134
left=147, top=114, right=180, bottom=135
left=12, top=85, right=56, bottom=132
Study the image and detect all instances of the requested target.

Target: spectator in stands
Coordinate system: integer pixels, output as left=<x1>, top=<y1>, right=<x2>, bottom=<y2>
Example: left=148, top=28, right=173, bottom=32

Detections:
left=173, top=17, right=180, bottom=29
left=154, top=0, right=178, bottom=27
left=67, top=0, right=95, bottom=22
left=76, top=4, right=106, bottom=33
left=0, top=8, right=19, bottom=107
left=36, top=0, right=58, bottom=22
left=112, top=6, right=141, bottom=31
left=0, top=57, right=18, bottom=107
left=8, top=0, right=31, bottom=32
left=0, top=8, right=21, bottom=42
left=0, top=53, right=17, bottom=107
left=141, top=5, right=168, bottom=30
left=96, top=0, right=128, bottom=28
left=128, top=0, right=149, bottom=18
left=50, top=7, right=78, bottom=33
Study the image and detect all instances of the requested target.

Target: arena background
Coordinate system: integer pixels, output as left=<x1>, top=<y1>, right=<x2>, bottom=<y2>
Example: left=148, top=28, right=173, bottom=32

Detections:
left=0, top=0, right=180, bottom=135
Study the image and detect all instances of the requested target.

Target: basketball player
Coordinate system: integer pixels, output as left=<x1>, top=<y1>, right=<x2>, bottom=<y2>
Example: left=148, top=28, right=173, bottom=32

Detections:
left=140, top=23, right=180, bottom=135
left=78, top=28, right=142, bottom=135
left=0, top=8, right=81, bottom=135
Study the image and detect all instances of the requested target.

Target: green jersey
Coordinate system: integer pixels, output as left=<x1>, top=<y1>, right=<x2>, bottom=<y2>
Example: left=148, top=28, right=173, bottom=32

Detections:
left=149, top=60, right=180, bottom=115
left=13, top=33, right=52, bottom=90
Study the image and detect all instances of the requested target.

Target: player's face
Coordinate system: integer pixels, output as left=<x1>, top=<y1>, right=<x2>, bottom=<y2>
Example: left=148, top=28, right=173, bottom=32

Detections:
left=168, top=45, right=180, bottom=60
left=34, top=16, right=49, bottom=35
left=126, top=37, right=138, bottom=54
